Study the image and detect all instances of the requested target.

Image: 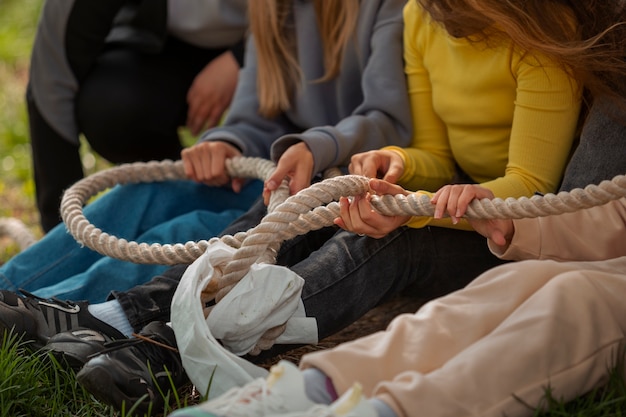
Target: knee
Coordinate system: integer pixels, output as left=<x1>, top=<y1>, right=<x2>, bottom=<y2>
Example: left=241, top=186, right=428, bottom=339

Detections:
left=76, top=86, right=182, bottom=163
left=536, top=271, right=609, bottom=327
left=76, top=82, right=142, bottom=148
left=542, top=271, right=594, bottom=302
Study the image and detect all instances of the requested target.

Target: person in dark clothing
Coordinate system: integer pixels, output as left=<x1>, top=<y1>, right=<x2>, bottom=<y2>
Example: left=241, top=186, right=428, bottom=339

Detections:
left=28, top=0, right=247, bottom=232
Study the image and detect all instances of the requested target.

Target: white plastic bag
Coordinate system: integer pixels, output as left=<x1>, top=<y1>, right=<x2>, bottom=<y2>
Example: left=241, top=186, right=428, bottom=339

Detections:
left=171, top=240, right=317, bottom=398
left=208, top=261, right=318, bottom=355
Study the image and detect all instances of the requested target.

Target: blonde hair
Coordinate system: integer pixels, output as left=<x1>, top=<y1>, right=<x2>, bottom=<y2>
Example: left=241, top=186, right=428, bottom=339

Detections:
left=417, top=0, right=626, bottom=104
left=249, top=0, right=360, bottom=118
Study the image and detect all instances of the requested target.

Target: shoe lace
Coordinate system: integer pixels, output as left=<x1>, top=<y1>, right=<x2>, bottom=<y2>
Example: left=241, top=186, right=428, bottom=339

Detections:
left=18, top=288, right=78, bottom=310
left=88, top=331, right=182, bottom=376
left=91, top=331, right=175, bottom=353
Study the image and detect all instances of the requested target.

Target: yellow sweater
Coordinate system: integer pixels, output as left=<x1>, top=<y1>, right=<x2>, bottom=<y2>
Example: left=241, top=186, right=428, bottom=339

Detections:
left=389, top=1, right=581, bottom=229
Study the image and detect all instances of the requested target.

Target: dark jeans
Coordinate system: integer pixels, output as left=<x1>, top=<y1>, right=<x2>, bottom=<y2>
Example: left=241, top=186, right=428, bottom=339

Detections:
left=112, top=198, right=507, bottom=345
left=29, top=0, right=227, bottom=231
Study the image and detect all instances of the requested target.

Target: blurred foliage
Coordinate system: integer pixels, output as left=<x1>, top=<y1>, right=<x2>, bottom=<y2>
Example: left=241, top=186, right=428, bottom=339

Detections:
left=0, top=0, right=42, bottom=246
left=0, top=0, right=110, bottom=233
left=0, top=0, right=42, bottom=191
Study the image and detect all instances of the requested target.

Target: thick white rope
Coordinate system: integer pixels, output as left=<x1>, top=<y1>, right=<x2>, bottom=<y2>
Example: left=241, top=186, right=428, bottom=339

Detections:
left=61, top=158, right=278, bottom=265
left=59, top=158, right=626, bottom=354
left=0, top=218, right=37, bottom=251
left=369, top=175, right=626, bottom=219
left=61, top=159, right=626, bottom=268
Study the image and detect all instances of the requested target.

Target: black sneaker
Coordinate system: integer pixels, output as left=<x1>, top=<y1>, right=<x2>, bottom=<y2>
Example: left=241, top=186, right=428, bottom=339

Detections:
left=0, top=289, right=124, bottom=349
left=76, top=321, right=189, bottom=415
left=45, top=327, right=120, bottom=371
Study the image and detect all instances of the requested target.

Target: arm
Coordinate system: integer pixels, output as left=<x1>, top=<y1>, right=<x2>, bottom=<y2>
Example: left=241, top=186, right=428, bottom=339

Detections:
left=228, top=38, right=246, bottom=67
left=401, top=4, right=580, bottom=230
left=186, top=50, right=240, bottom=135
left=493, top=199, right=626, bottom=261
left=413, top=56, right=581, bottom=230
left=418, top=184, right=626, bottom=262
left=183, top=37, right=296, bottom=187
left=478, top=54, right=581, bottom=198
left=197, top=36, right=296, bottom=160
left=268, top=0, right=413, bottom=182
left=194, top=0, right=413, bottom=196
left=380, top=1, right=459, bottom=192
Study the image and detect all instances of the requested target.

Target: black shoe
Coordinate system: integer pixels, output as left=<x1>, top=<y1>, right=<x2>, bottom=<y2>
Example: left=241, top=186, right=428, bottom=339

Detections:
left=76, top=321, right=189, bottom=415
left=0, top=289, right=124, bottom=349
left=45, top=327, right=120, bottom=371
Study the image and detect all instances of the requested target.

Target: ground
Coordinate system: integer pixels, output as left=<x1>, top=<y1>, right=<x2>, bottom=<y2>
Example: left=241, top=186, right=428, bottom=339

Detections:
left=258, top=296, right=425, bottom=368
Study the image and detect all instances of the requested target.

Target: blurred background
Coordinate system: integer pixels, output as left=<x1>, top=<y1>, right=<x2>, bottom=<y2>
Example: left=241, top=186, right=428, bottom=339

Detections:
left=0, top=0, right=112, bottom=258
left=0, top=0, right=41, bottom=225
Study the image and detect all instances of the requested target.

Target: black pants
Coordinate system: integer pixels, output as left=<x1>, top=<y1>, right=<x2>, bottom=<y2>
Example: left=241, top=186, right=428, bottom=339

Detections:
left=28, top=0, right=227, bottom=232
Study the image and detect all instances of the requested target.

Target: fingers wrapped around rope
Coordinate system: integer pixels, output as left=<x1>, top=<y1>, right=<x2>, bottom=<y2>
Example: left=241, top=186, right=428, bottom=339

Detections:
left=369, top=174, right=626, bottom=219
left=201, top=175, right=371, bottom=304
left=60, top=158, right=277, bottom=265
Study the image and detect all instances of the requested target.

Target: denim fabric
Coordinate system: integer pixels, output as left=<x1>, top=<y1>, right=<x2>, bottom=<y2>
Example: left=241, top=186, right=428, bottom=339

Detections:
left=0, top=179, right=262, bottom=303
left=290, top=226, right=507, bottom=340
left=113, top=197, right=270, bottom=329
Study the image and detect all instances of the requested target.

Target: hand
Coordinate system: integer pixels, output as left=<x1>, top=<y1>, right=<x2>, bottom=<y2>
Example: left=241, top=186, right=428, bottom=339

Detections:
left=348, top=150, right=405, bottom=183
left=186, top=51, right=239, bottom=136
left=262, top=142, right=314, bottom=204
left=334, top=178, right=411, bottom=239
left=469, top=217, right=515, bottom=249
left=431, top=184, right=514, bottom=247
left=181, top=141, right=244, bottom=191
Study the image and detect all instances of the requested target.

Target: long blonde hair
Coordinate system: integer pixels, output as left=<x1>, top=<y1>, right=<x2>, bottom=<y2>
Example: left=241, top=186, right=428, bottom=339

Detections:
left=249, top=0, right=360, bottom=118
left=417, top=0, right=626, bottom=105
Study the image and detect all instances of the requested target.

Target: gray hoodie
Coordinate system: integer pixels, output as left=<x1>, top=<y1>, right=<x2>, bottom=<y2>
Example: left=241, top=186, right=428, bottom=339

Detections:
left=199, top=0, right=412, bottom=175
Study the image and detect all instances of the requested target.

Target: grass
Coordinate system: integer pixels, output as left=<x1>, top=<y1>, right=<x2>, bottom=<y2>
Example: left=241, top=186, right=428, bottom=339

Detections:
left=0, top=332, right=112, bottom=417
left=0, top=0, right=39, bottom=233
left=1, top=0, right=625, bottom=415
left=0, top=331, right=201, bottom=417
left=533, top=355, right=626, bottom=417
left=0, top=0, right=185, bottom=414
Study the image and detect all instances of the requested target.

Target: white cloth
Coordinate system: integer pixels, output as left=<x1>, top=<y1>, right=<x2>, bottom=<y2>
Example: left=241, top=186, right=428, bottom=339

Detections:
left=171, top=240, right=317, bottom=397
left=166, top=0, right=247, bottom=49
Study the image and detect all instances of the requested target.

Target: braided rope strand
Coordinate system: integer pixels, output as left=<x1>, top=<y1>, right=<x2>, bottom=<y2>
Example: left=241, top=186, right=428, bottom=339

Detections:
left=61, top=158, right=277, bottom=265
left=0, top=218, right=37, bottom=251
left=61, top=161, right=626, bottom=268
left=369, top=174, right=626, bottom=218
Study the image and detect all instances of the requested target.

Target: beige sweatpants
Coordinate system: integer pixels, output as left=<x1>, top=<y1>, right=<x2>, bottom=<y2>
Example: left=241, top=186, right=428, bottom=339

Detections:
left=301, top=257, right=626, bottom=417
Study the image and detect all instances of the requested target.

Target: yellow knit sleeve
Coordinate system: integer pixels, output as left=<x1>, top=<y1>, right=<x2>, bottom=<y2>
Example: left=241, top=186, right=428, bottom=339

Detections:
left=479, top=53, right=581, bottom=197
left=391, top=1, right=456, bottom=193
left=389, top=2, right=581, bottom=231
